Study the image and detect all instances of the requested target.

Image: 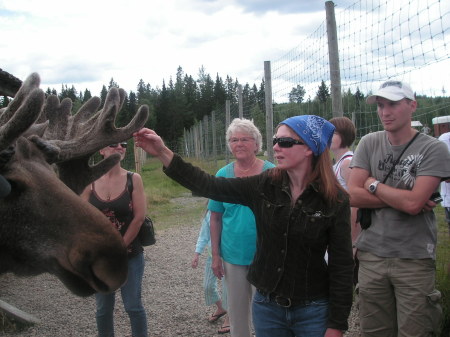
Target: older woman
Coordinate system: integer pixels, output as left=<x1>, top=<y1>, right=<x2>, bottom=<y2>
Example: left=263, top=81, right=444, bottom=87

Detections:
left=81, top=142, right=148, bottom=337
left=209, top=118, right=275, bottom=335
left=135, top=115, right=353, bottom=337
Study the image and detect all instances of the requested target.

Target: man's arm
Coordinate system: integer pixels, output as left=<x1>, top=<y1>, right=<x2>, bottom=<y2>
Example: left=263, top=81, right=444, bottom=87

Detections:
left=364, top=175, right=441, bottom=215
left=348, top=167, right=386, bottom=209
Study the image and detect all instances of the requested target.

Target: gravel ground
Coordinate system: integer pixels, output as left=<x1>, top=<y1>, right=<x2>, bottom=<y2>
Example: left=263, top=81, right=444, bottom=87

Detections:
left=0, top=196, right=360, bottom=337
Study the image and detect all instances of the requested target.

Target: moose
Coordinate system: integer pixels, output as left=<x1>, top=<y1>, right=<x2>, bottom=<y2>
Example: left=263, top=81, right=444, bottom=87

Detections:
left=0, top=73, right=149, bottom=296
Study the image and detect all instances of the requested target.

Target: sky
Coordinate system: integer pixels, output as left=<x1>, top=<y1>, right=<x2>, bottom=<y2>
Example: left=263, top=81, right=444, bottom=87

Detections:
left=1, top=0, right=449, bottom=99
left=0, top=0, right=358, bottom=96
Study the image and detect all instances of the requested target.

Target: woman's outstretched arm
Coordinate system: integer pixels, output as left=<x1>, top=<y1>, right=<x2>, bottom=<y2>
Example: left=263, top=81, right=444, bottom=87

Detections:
left=134, top=128, right=174, bottom=167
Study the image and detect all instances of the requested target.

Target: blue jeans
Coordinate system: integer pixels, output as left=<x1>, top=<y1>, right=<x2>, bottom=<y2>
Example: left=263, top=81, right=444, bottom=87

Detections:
left=252, top=290, right=328, bottom=337
left=96, top=252, right=148, bottom=337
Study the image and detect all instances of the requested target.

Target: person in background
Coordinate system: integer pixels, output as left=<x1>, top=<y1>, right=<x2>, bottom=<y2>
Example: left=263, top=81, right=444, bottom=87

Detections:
left=135, top=114, right=354, bottom=337
left=348, top=80, right=450, bottom=336
left=329, top=117, right=360, bottom=277
left=438, top=131, right=450, bottom=236
left=421, top=123, right=431, bottom=135
left=191, top=210, right=230, bottom=330
left=209, top=118, right=275, bottom=336
left=81, top=141, right=148, bottom=337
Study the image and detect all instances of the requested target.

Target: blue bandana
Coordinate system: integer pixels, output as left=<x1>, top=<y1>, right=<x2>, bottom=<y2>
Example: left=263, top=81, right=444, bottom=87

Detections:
left=279, top=115, right=335, bottom=156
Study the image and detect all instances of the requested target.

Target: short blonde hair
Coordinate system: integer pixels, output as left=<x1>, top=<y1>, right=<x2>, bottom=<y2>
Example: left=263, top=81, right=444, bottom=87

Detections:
left=226, top=118, right=263, bottom=154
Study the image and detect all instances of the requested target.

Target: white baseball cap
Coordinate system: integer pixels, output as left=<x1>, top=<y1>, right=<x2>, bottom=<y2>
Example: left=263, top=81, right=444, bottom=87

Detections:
left=366, top=80, right=415, bottom=104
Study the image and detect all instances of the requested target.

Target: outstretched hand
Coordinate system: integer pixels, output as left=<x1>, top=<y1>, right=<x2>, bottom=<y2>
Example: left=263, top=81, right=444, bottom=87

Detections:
left=134, top=128, right=164, bottom=156
left=134, top=128, right=174, bottom=167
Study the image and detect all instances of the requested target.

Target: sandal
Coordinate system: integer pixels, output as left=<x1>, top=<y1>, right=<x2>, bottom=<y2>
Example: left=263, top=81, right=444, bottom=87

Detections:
left=218, top=324, right=230, bottom=334
left=208, top=311, right=226, bottom=323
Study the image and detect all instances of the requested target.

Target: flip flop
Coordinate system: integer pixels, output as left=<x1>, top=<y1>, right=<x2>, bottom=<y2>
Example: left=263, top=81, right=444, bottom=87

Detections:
left=218, top=324, right=230, bottom=334
left=208, top=311, right=226, bottom=323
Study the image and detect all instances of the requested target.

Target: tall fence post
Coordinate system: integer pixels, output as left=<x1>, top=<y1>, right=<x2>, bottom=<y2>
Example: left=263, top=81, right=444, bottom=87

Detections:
left=212, top=111, right=217, bottom=166
left=264, top=61, right=274, bottom=163
left=203, top=115, right=209, bottom=158
left=134, top=143, right=142, bottom=174
left=194, top=123, right=200, bottom=159
left=326, top=1, right=343, bottom=117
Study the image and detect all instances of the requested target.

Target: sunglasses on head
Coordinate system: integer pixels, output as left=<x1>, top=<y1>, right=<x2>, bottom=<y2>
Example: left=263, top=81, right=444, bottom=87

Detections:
left=272, top=137, right=305, bottom=148
left=109, top=142, right=128, bottom=149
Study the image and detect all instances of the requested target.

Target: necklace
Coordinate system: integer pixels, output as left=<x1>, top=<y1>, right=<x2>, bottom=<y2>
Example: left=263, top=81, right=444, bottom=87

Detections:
left=236, top=157, right=257, bottom=173
left=105, top=174, right=112, bottom=201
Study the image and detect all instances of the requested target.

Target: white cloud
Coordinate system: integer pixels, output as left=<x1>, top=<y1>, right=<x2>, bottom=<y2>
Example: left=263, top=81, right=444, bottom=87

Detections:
left=1, top=0, right=448, bottom=99
left=0, top=0, right=331, bottom=94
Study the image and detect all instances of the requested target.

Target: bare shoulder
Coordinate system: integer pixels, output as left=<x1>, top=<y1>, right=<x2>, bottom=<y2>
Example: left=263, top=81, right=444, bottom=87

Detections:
left=131, top=171, right=143, bottom=180
left=131, top=171, right=144, bottom=188
left=341, top=157, right=352, bottom=168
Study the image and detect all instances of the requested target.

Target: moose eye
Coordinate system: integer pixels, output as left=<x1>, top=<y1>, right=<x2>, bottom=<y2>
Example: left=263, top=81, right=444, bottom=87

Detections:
left=0, top=146, right=15, bottom=167
left=0, top=174, right=11, bottom=198
left=2, top=178, right=27, bottom=198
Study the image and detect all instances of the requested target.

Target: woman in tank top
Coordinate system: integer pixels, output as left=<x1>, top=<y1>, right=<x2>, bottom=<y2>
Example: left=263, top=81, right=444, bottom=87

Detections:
left=81, top=141, right=148, bottom=337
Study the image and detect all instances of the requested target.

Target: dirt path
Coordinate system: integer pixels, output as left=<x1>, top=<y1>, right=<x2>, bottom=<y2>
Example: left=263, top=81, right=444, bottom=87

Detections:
left=0, top=195, right=359, bottom=336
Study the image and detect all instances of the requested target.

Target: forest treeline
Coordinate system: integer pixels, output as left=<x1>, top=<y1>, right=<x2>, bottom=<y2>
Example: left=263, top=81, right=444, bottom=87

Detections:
left=2, top=66, right=449, bottom=145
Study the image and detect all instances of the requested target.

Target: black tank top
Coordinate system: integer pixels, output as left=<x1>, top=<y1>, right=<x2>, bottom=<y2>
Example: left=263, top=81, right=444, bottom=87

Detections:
left=89, top=172, right=142, bottom=257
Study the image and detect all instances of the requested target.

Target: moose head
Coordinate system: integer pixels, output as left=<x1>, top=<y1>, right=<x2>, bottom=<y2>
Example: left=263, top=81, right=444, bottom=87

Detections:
left=0, top=73, right=149, bottom=296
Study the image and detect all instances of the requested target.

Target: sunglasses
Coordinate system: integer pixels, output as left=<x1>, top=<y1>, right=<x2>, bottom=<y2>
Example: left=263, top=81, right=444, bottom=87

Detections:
left=272, top=137, right=305, bottom=148
left=109, top=142, right=128, bottom=149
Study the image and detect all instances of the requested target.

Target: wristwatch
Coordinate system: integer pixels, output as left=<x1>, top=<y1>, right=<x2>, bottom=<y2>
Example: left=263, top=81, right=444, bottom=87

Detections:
left=368, top=180, right=380, bottom=194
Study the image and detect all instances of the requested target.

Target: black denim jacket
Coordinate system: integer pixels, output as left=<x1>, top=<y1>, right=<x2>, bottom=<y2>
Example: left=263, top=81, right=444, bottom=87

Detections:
left=164, top=154, right=353, bottom=331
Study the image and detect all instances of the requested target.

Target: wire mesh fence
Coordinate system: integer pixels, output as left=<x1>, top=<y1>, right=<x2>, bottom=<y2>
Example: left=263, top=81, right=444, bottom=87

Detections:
left=180, top=0, right=450, bottom=158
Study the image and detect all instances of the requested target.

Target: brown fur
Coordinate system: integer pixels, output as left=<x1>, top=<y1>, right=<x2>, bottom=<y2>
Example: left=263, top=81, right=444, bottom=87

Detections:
left=0, top=73, right=149, bottom=296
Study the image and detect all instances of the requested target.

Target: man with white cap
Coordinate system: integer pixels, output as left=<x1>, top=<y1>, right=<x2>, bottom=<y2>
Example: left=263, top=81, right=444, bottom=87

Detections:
left=348, top=80, right=450, bottom=336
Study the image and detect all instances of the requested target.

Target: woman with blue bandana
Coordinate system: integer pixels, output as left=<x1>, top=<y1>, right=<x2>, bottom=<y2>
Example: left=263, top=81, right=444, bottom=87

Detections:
left=135, top=115, right=354, bottom=337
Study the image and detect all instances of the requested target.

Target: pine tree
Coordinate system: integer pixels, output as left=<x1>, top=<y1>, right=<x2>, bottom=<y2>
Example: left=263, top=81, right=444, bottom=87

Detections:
left=288, top=85, right=306, bottom=103
left=213, top=74, right=226, bottom=108
left=83, top=89, right=92, bottom=103
left=316, top=80, right=330, bottom=103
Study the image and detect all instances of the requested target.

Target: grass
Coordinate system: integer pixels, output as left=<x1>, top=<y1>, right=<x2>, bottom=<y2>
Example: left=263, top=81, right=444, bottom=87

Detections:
left=0, top=311, right=28, bottom=334
left=140, top=157, right=225, bottom=231
left=141, top=156, right=450, bottom=336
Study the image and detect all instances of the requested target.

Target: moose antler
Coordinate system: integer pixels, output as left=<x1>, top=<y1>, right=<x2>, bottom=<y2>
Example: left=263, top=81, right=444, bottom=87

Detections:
left=5, top=73, right=149, bottom=194
left=0, top=73, right=44, bottom=152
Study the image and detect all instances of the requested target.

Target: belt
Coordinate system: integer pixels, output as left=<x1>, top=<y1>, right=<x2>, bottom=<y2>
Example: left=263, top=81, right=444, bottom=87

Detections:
left=257, top=289, right=310, bottom=308
left=269, top=293, right=292, bottom=307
